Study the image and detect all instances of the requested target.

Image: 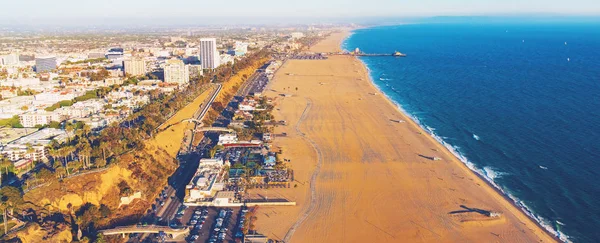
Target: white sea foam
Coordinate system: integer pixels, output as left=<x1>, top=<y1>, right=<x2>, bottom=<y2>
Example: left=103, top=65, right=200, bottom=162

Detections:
left=358, top=57, right=572, bottom=242
left=483, top=166, right=506, bottom=180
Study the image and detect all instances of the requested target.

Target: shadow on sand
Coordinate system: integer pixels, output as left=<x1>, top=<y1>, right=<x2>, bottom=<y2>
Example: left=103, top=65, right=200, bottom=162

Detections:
left=449, top=205, right=493, bottom=216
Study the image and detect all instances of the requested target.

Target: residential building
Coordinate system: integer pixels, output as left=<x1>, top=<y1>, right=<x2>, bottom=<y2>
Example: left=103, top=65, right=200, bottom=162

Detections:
left=123, top=57, right=146, bottom=76
left=220, top=54, right=235, bottom=65
left=33, top=91, right=76, bottom=106
left=234, top=42, right=248, bottom=56
left=9, top=128, right=69, bottom=146
left=291, top=32, right=305, bottom=39
left=0, top=53, right=20, bottom=66
left=0, top=96, right=34, bottom=119
left=87, top=52, right=105, bottom=59
left=164, top=59, right=189, bottom=85
left=199, top=38, right=220, bottom=69
left=218, top=133, right=238, bottom=145
left=106, top=48, right=124, bottom=60
left=35, top=56, right=57, bottom=73
left=1, top=144, right=47, bottom=162
left=19, top=111, right=63, bottom=127
left=188, top=64, right=203, bottom=79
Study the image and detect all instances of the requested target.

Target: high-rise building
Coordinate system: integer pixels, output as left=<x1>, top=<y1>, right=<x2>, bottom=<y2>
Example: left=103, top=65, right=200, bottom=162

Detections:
left=123, top=57, right=146, bottom=76
left=106, top=47, right=124, bottom=60
left=35, top=56, right=57, bottom=73
left=164, top=59, right=189, bottom=85
left=0, top=53, right=20, bottom=66
left=199, top=38, right=220, bottom=69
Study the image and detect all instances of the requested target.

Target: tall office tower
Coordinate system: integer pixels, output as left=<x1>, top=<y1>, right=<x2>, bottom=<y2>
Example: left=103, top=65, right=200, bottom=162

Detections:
left=35, top=56, right=57, bottom=73
left=123, top=57, right=146, bottom=76
left=199, top=38, right=220, bottom=69
left=164, top=59, right=190, bottom=85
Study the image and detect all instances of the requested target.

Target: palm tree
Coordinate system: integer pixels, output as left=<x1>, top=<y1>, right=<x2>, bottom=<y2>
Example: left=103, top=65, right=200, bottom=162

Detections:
left=0, top=158, right=12, bottom=176
left=99, top=141, right=109, bottom=163
left=48, top=147, right=59, bottom=167
left=1, top=202, right=11, bottom=235
left=65, top=122, right=74, bottom=143
left=77, top=141, right=92, bottom=169
left=58, top=147, right=70, bottom=176
left=82, top=125, right=91, bottom=138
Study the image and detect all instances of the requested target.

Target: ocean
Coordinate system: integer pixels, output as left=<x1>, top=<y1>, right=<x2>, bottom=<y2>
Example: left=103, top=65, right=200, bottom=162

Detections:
left=343, top=22, right=600, bottom=242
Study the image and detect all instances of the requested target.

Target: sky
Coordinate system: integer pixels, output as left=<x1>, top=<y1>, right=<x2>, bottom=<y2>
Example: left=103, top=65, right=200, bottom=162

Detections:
left=1, top=0, right=599, bottom=25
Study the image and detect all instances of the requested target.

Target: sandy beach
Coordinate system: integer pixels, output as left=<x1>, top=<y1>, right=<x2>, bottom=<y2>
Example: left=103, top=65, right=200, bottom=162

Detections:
left=253, top=31, right=557, bottom=243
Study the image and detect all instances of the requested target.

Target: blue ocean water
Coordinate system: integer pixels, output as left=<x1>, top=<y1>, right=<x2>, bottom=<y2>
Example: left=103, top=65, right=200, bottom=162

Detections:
left=344, top=22, right=600, bottom=242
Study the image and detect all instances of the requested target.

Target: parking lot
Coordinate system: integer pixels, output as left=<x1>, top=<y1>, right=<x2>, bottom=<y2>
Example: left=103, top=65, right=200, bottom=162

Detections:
left=290, top=54, right=328, bottom=60
left=176, top=206, right=245, bottom=243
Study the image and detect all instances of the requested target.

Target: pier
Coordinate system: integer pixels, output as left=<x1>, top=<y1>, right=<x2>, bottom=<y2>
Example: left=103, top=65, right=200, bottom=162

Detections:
left=355, top=53, right=406, bottom=57
left=327, top=50, right=407, bottom=57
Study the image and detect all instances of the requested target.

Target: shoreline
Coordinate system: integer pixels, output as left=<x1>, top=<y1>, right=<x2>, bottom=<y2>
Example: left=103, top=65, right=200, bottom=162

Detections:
left=257, top=30, right=558, bottom=243
left=343, top=28, right=564, bottom=242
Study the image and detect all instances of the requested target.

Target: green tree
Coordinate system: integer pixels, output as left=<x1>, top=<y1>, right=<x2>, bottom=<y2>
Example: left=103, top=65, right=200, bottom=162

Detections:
left=48, top=121, right=61, bottom=129
left=36, top=167, right=54, bottom=182
left=0, top=186, right=23, bottom=206
left=77, top=203, right=99, bottom=233
left=99, top=204, right=111, bottom=218
left=94, top=233, right=106, bottom=243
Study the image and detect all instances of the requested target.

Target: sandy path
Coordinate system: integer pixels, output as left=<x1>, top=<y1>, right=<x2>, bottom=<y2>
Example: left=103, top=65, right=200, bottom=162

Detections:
left=254, top=32, right=557, bottom=243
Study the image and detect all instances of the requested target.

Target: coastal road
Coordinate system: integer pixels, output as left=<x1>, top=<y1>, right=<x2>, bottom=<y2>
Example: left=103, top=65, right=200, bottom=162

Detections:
left=132, top=84, right=223, bottom=243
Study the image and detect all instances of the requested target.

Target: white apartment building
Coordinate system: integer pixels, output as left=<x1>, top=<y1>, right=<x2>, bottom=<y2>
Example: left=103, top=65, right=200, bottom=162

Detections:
left=115, top=95, right=149, bottom=109
left=123, top=57, right=146, bottom=76
left=164, top=59, right=189, bottom=85
left=199, top=38, right=220, bottom=69
left=0, top=53, right=20, bottom=66
left=218, top=133, right=238, bottom=145
left=1, top=144, right=47, bottom=162
left=19, top=111, right=63, bottom=127
left=55, top=99, right=105, bottom=119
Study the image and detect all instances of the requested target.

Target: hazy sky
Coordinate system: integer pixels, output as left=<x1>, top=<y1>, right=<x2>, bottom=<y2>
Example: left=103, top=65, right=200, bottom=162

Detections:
left=1, top=0, right=599, bottom=24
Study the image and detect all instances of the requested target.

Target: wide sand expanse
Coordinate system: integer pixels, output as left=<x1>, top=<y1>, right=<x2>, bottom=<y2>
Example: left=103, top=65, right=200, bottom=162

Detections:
left=254, top=32, right=556, bottom=243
